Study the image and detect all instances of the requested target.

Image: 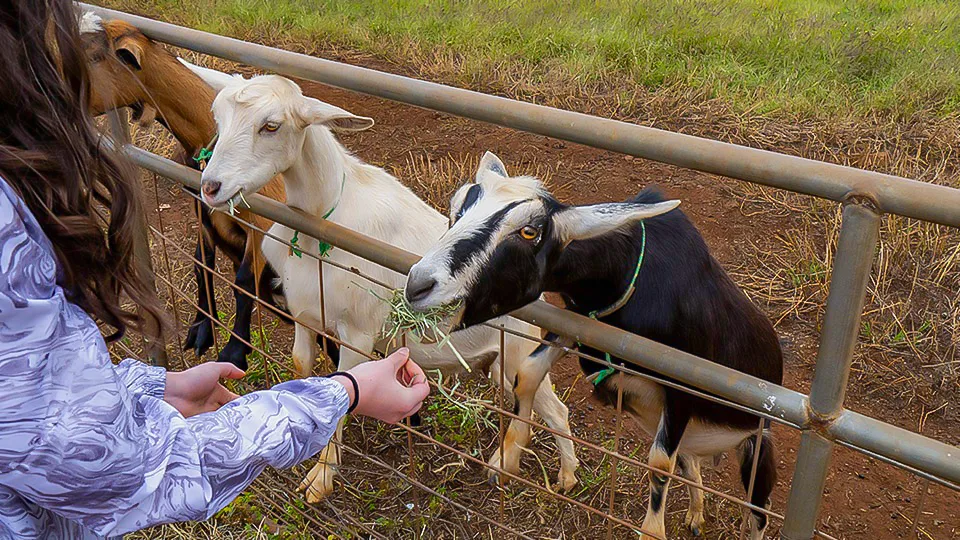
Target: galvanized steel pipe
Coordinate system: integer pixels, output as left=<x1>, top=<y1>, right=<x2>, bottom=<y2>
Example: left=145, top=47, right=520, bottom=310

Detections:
left=782, top=202, right=881, bottom=539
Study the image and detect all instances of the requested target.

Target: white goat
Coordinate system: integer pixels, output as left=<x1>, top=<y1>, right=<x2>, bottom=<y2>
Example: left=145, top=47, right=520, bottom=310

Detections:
left=182, top=60, right=579, bottom=502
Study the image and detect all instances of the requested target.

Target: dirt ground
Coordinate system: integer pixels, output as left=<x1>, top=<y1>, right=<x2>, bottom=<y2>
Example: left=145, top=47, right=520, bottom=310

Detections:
left=127, top=52, right=960, bottom=539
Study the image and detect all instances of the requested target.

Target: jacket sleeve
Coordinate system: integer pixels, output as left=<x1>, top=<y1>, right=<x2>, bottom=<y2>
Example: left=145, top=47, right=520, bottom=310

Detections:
left=0, top=183, right=350, bottom=536
left=112, top=358, right=167, bottom=400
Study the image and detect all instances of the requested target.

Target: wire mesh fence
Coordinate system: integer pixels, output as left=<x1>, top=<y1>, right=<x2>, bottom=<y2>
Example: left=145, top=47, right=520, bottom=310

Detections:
left=120, top=171, right=799, bottom=539
left=86, top=5, right=960, bottom=539
left=110, top=153, right=959, bottom=539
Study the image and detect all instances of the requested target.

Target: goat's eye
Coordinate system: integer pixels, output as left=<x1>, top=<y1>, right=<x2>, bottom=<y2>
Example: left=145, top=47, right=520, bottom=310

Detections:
left=519, top=225, right=539, bottom=241
left=260, top=121, right=281, bottom=133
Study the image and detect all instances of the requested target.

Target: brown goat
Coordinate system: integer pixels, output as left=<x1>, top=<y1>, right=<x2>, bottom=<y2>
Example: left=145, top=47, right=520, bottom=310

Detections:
left=82, top=15, right=291, bottom=369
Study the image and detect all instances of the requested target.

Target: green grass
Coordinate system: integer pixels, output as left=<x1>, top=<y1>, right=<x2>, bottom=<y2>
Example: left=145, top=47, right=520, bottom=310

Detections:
left=103, top=0, right=960, bottom=120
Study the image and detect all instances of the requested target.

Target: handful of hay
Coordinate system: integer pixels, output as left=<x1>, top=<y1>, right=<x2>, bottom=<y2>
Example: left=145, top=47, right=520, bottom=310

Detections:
left=372, top=288, right=470, bottom=372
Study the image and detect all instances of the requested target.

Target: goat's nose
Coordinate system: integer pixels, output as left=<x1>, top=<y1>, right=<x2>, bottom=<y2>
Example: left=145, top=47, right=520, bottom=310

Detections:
left=201, top=179, right=222, bottom=198
left=405, top=272, right=438, bottom=305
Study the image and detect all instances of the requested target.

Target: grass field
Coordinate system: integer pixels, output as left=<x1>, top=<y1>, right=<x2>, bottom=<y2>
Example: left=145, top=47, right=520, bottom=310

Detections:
left=101, top=0, right=960, bottom=121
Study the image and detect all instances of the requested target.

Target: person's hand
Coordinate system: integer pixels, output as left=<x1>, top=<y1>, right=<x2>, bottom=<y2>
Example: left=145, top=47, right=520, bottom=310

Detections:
left=165, top=362, right=245, bottom=417
left=331, top=348, right=430, bottom=423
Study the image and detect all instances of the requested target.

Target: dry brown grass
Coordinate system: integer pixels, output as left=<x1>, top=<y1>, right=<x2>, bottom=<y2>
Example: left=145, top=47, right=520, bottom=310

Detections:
left=388, top=151, right=558, bottom=211
left=728, top=178, right=960, bottom=431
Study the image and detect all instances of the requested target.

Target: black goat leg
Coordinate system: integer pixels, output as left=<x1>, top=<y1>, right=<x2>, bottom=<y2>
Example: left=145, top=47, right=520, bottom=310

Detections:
left=184, top=226, right=218, bottom=358
left=217, top=256, right=255, bottom=371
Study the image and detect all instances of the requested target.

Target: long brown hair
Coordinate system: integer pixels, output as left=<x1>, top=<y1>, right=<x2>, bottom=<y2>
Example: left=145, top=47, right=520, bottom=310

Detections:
left=0, top=1, right=163, bottom=340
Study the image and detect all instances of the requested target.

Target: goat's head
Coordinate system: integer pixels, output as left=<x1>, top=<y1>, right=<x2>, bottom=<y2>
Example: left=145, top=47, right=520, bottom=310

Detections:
left=405, top=152, right=680, bottom=328
left=79, top=12, right=158, bottom=124
left=181, top=60, right=374, bottom=207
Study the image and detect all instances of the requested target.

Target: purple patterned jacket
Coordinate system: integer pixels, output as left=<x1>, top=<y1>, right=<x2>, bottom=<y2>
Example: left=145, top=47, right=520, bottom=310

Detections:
left=0, top=178, right=348, bottom=539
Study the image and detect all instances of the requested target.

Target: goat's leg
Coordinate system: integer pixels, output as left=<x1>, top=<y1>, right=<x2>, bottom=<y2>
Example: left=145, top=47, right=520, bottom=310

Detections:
left=679, top=455, right=705, bottom=536
left=490, top=359, right=578, bottom=491
left=219, top=229, right=270, bottom=370
left=640, top=402, right=690, bottom=540
left=299, top=333, right=373, bottom=503
left=217, top=255, right=255, bottom=370
left=299, top=415, right=346, bottom=504
left=486, top=359, right=509, bottom=473
left=184, top=228, right=218, bottom=357
left=292, top=323, right=318, bottom=378
left=533, top=372, right=578, bottom=491
left=738, top=429, right=777, bottom=540
left=488, top=336, right=567, bottom=487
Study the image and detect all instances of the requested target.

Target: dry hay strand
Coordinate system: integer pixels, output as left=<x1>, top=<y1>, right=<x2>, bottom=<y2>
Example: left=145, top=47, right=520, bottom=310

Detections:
left=371, top=287, right=470, bottom=372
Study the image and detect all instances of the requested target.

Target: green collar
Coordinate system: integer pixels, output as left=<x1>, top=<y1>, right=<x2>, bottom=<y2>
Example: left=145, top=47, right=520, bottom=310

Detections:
left=585, top=220, right=647, bottom=386
left=588, top=220, right=646, bottom=320
left=289, top=172, right=346, bottom=259
left=192, top=133, right=218, bottom=170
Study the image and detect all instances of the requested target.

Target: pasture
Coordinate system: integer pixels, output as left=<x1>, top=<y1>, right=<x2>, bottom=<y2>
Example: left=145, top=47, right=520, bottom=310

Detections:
left=86, top=1, right=960, bottom=538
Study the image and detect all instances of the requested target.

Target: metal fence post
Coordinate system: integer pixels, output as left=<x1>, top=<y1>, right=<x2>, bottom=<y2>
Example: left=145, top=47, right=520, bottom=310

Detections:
left=781, top=200, right=880, bottom=539
left=106, top=109, right=169, bottom=368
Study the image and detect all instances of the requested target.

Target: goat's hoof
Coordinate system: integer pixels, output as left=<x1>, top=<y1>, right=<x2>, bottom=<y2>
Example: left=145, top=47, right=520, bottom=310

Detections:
left=555, top=470, right=578, bottom=493
left=684, top=509, right=705, bottom=537
left=407, top=412, right=422, bottom=428
left=639, top=516, right=666, bottom=540
left=486, top=470, right=501, bottom=488
left=298, top=462, right=336, bottom=503
left=217, top=342, right=250, bottom=371
left=183, top=319, right=214, bottom=357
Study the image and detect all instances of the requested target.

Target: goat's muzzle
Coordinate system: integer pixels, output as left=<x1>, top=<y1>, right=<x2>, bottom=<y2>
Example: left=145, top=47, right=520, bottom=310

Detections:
left=405, top=268, right=438, bottom=307
left=201, top=179, right=222, bottom=199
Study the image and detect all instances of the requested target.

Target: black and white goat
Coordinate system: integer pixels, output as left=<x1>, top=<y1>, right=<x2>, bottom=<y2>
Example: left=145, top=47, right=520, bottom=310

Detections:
left=405, top=152, right=784, bottom=539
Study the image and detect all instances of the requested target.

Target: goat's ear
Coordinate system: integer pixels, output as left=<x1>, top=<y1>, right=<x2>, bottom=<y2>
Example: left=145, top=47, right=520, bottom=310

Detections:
left=132, top=102, right=158, bottom=128
left=299, top=96, right=374, bottom=131
left=477, top=151, right=507, bottom=179
left=178, top=58, right=242, bottom=92
left=114, top=36, right=143, bottom=70
left=553, top=200, right=680, bottom=244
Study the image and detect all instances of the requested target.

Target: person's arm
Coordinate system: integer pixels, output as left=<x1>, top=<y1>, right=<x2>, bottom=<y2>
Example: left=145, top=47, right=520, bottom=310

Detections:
left=0, top=182, right=428, bottom=536
left=0, top=188, right=352, bottom=536
left=1, top=362, right=349, bottom=536
left=112, top=358, right=167, bottom=399
left=0, top=341, right=351, bottom=536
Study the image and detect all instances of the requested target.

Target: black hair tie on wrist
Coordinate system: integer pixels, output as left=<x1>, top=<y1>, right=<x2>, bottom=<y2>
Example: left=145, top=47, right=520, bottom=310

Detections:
left=325, top=371, right=359, bottom=414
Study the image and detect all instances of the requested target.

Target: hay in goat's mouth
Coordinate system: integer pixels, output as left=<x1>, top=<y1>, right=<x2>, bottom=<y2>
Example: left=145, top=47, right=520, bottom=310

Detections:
left=371, top=288, right=470, bottom=372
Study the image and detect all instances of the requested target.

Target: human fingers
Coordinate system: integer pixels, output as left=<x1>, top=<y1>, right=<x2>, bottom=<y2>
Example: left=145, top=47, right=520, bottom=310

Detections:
left=386, top=347, right=410, bottom=370
left=400, top=397, right=425, bottom=421
left=407, top=378, right=430, bottom=402
left=402, top=359, right=426, bottom=386
left=393, top=380, right=430, bottom=421
left=214, top=363, right=246, bottom=380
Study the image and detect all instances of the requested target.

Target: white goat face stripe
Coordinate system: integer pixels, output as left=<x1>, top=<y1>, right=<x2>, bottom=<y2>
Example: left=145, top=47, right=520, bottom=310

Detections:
left=418, top=183, right=546, bottom=305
